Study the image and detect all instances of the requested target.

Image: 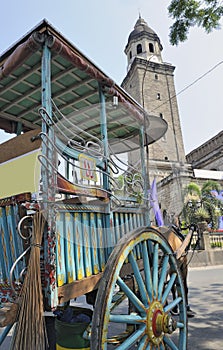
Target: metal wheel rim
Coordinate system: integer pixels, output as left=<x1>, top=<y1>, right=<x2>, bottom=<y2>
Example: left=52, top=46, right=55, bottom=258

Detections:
left=91, top=226, right=187, bottom=350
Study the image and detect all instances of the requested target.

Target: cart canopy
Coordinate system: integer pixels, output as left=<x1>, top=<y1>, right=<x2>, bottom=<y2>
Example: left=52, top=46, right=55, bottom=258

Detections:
left=0, top=19, right=167, bottom=152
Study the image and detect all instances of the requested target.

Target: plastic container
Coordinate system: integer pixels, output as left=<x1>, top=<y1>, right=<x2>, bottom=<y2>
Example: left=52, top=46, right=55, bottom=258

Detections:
left=55, top=307, right=92, bottom=350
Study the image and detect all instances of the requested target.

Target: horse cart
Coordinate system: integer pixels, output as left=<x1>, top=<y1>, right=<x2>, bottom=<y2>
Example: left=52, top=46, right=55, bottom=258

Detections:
left=0, top=20, right=188, bottom=349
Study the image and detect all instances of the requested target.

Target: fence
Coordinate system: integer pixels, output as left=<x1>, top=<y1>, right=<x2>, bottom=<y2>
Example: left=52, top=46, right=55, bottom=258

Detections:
left=187, top=229, right=223, bottom=267
left=190, top=230, right=223, bottom=250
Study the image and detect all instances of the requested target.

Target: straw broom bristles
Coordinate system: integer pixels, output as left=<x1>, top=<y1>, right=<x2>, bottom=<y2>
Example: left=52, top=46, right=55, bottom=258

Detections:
left=10, top=211, right=48, bottom=350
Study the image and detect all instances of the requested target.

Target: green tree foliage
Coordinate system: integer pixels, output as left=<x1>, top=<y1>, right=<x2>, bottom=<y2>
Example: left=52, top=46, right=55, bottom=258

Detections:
left=168, top=0, right=223, bottom=45
left=182, top=180, right=223, bottom=229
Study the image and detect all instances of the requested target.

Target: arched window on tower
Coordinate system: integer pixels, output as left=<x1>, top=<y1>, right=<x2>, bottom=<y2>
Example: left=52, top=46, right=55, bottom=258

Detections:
left=129, top=51, right=132, bottom=60
left=137, top=44, right=142, bottom=54
left=149, top=43, right=154, bottom=53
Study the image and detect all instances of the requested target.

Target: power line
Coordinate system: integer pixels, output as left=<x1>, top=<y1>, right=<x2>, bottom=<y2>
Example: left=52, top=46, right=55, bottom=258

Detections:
left=150, top=59, right=223, bottom=113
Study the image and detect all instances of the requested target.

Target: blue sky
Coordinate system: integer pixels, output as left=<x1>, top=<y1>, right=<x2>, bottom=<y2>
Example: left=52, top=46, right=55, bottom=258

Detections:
left=0, top=0, right=222, bottom=153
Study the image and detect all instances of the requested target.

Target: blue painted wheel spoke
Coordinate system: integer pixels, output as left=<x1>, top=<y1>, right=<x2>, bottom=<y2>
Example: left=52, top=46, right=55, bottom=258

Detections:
left=161, top=273, right=177, bottom=304
left=177, top=321, right=185, bottom=329
left=158, top=254, right=169, bottom=300
left=164, top=296, right=182, bottom=313
left=163, top=335, right=179, bottom=350
left=94, top=230, right=187, bottom=350
left=115, top=327, right=146, bottom=350
left=128, top=251, right=149, bottom=306
left=117, top=276, right=146, bottom=314
left=138, top=335, right=149, bottom=349
left=152, top=243, right=159, bottom=298
left=142, top=240, right=153, bottom=301
left=109, top=314, right=146, bottom=325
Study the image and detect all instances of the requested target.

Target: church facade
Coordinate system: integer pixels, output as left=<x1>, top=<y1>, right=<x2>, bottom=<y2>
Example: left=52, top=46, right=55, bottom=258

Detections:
left=186, top=130, right=223, bottom=171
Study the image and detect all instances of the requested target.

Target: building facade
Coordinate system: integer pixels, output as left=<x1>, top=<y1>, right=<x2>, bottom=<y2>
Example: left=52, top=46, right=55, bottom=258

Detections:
left=186, top=130, right=223, bottom=171
left=121, top=16, right=192, bottom=219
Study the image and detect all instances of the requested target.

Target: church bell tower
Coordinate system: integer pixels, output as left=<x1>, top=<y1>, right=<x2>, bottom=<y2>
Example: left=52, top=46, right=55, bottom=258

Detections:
left=122, top=16, right=187, bottom=182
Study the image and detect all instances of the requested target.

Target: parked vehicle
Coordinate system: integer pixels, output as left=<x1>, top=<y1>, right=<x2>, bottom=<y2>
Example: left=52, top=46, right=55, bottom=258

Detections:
left=0, top=20, right=189, bottom=350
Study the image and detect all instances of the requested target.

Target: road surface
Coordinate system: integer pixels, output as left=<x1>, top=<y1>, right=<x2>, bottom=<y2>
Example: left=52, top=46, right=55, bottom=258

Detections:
left=1, top=265, right=223, bottom=349
left=187, top=265, right=223, bottom=350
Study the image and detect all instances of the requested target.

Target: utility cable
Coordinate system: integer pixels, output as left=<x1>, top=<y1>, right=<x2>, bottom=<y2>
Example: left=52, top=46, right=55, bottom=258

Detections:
left=149, top=59, right=223, bottom=114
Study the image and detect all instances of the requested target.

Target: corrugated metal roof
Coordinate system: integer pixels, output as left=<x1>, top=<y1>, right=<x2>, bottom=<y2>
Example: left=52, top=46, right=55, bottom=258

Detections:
left=0, top=19, right=167, bottom=150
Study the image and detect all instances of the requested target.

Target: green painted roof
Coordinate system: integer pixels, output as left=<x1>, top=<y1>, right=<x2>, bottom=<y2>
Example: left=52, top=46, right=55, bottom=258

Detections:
left=0, top=19, right=167, bottom=151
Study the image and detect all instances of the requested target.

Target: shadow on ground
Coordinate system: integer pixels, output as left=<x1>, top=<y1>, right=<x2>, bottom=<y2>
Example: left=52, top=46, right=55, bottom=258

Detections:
left=188, top=276, right=223, bottom=349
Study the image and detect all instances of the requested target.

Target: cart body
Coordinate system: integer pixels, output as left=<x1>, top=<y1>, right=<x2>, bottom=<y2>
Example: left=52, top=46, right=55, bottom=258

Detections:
left=0, top=20, right=189, bottom=350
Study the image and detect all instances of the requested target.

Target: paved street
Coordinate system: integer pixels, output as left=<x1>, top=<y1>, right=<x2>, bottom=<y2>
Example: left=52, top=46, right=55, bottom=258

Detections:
left=187, top=265, right=223, bottom=350
left=1, top=265, right=223, bottom=349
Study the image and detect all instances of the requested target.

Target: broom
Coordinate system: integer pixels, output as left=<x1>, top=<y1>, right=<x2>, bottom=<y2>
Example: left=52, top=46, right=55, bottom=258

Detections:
left=10, top=211, right=48, bottom=350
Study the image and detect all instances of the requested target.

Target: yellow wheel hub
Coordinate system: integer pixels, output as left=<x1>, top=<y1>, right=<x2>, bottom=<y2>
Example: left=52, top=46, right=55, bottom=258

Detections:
left=146, top=301, right=177, bottom=345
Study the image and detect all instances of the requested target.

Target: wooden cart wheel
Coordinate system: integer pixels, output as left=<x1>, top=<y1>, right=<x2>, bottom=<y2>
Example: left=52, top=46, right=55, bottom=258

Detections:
left=91, top=226, right=187, bottom=350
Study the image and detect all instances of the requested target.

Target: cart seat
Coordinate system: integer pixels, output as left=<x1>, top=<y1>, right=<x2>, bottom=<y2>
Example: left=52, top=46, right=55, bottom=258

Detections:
left=57, top=173, right=109, bottom=200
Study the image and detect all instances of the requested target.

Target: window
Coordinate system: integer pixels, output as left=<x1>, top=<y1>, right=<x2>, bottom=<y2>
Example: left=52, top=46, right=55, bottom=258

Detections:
left=155, top=74, right=158, bottom=80
left=159, top=113, right=163, bottom=119
left=129, top=51, right=132, bottom=59
left=157, top=93, right=161, bottom=100
left=149, top=43, right=154, bottom=53
left=137, top=44, right=142, bottom=54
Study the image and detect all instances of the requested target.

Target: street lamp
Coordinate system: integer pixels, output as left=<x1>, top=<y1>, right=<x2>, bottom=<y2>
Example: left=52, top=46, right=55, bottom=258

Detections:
left=186, top=199, right=204, bottom=249
left=186, top=199, right=203, bottom=228
left=187, top=199, right=201, bottom=210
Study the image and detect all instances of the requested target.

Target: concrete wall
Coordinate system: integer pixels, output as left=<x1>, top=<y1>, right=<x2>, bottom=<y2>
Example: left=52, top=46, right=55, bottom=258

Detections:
left=188, top=250, right=223, bottom=268
left=188, top=230, right=223, bottom=267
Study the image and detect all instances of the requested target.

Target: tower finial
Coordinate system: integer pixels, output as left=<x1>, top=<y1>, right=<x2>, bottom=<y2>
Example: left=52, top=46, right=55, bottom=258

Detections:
left=138, top=10, right=141, bottom=19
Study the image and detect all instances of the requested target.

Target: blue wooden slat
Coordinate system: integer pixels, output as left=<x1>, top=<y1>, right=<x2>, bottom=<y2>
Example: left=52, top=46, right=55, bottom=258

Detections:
left=73, top=212, right=85, bottom=280
left=89, top=213, right=100, bottom=275
left=0, top=208, right=9, bottom=281
left=128, top=213, right=134, bottom=232
left=64, top=212, right=76, bottom=283
left=132, top=213, right=142, bottom=259
left=113, top=212, right=121, bottom=244
left=5, top=206, right=18, bottom=279
left=132, top=212, right=138, bottom=230
left=106, top=214, right=114, bottom=257
left=56, top=212, right=67, bottom=287
left=0, top=207, right=13, bottom=281
left=7, top=205, right=25, bottom=279
left=96, top=213, right=106, bottom=271
left=119, top=213, right=125, bottom=240
left=82, top=213, right=92, bottom=277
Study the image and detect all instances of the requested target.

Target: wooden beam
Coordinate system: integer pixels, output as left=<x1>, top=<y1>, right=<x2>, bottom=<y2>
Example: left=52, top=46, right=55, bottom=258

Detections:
left=0, top=128, right=41, bottom=164
left=58, top=273, right=103, bottom=304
